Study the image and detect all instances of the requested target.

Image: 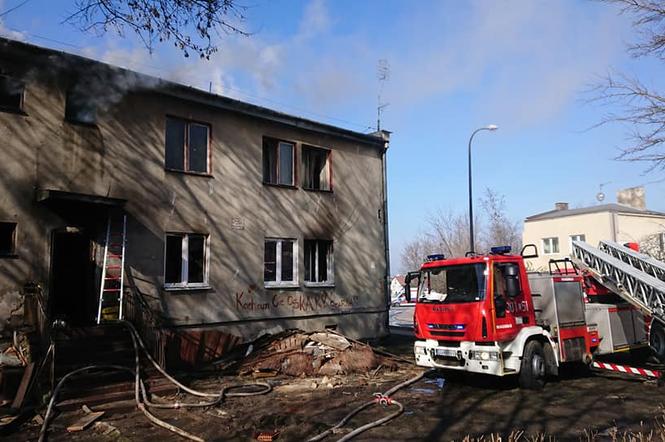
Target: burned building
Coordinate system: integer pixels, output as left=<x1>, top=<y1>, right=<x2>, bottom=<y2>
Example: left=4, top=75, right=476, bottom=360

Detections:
left=0, top=38, right=390, bottom=367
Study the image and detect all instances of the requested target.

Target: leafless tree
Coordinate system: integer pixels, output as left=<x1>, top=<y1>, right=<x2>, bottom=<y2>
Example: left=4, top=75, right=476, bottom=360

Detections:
left=64, top=0, right=249, bottom=58
left=479, top=188, right=522, bottom=252
left=594, top=0, right=665, bottom=170
left=400, top=235, right=436, bottom=273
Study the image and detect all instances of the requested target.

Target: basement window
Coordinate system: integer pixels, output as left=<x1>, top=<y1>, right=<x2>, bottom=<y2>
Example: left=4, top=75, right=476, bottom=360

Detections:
left=0, top=75, right=24, bottom=113
left=65, top=89, right=97, bottom=125
left=542, top=237, right=559, bottom=255
left=165, top=117, right=210, bottom=174
left=304, top=239, right=334, bottom=286
left=264, top=238, right=298, bottom=287
left=302, top=146, right=331, bottom=191
left=0, top=222, right=17, bottom=257
left=164, top=233, right=209, bottom=288
left=263, top=138, right=295, bottom=186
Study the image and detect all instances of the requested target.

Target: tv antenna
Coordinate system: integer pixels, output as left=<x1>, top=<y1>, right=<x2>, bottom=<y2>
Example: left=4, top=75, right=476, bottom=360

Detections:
left=377, top=59, right=390, bottom=131
left=597, top=181, right=611, bottom=203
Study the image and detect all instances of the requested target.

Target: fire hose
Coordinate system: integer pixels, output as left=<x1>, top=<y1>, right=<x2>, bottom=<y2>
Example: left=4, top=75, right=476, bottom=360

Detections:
left=38, top=321, right=271, bottom=442
left=307, top=369, right=430, bottom=442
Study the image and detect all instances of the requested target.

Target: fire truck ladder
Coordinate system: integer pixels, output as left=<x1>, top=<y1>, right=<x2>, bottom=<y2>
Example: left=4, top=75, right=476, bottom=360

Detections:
left=96, top=213, right=127, bottom=324
left=571, top=240, right=665, bottom=324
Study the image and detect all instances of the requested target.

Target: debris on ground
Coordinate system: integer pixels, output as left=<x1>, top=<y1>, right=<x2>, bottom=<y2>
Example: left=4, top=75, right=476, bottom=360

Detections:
left=230, top=330, right=402, bottom=377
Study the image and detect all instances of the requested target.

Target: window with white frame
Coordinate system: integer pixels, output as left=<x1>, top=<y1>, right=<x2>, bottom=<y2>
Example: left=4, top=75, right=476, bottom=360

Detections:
left=264, top=238, right=297, bottom=287
left=304, top=239, right=334, bottom=286
left=164, top=233, right=209, bottom=288
left=569, top=234, right=586, bottom=250
left=263, top=138, right=295, bottom=186
left=542, top=237, right=559, bottom=255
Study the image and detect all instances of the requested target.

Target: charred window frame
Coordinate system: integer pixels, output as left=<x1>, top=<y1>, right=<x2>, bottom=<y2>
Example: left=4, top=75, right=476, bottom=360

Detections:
left=65, top=88, right=97, bottom=125
left=263, top=137, right=295, bottom=187
left=304, top=239, right=334, bottom=286
left=0, top=75, right=25, bottom=114
left=302, top=145, right=332, bottom=191
left=164, top=233, right=210, bottom=289
left=165, top=117, right=211, bottom=175
left=0, top=222, right=17, bottom=258
left=264, top=238, right=298, bottom=288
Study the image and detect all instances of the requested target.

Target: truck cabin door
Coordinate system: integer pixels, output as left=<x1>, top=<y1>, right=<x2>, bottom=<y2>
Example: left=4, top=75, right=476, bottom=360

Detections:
left=492, top=262, right=528, bottom=340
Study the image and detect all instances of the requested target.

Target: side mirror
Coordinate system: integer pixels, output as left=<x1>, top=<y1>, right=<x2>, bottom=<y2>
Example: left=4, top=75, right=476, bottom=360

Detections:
left=404, top=271, right=419, bottom=303
left=520, top=244, right=538, bottom=259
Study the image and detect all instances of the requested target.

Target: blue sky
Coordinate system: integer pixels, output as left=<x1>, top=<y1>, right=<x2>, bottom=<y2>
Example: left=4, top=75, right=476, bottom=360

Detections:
left=2, top=0, right=664, bottom=272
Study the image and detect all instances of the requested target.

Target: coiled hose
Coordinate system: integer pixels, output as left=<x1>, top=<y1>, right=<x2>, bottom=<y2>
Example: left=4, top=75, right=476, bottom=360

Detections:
left=38, top=321, right=271, bottom=442
left=307, top=369, right=430, bottom=442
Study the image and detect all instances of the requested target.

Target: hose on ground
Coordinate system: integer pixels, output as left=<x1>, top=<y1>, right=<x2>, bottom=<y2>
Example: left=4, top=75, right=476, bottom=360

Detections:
left=38, top=321, right=271, bottom=442
left=306, top=369, right=430, bottom=442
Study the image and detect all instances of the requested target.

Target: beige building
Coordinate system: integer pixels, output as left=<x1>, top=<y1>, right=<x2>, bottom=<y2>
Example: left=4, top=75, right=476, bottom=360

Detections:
left=522, top=202, right=665, bottom=270
left=0, top=38, right=390, bottom=366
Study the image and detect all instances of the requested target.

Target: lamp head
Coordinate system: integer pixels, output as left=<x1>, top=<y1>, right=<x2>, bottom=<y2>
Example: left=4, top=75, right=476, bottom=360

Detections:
left=486, top=124, right=498, bottom=131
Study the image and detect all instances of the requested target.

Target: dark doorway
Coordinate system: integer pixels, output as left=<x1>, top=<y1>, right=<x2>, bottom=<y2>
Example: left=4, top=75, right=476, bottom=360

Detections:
left=50, top=230, right=96, bottom=324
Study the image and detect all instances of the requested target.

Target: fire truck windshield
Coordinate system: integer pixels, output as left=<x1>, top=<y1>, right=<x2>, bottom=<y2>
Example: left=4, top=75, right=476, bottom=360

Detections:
left=418, top=263, right=487, bottom=304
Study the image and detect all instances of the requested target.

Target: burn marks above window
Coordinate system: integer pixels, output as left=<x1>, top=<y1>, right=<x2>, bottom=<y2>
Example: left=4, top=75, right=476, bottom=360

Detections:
left=165, top=117, right=211, bottom=174
left=0, top=222, right=17, bottom=257
left=0, top=75, right=25, bottom=113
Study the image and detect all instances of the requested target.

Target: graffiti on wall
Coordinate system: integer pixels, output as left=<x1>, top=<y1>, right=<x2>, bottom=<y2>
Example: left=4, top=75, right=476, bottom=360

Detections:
left=235, top=289, right=360, bottom=313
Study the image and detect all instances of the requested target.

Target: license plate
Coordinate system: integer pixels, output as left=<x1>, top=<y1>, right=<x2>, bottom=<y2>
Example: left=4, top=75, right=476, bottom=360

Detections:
left=435, top=348, right=457, bottom=357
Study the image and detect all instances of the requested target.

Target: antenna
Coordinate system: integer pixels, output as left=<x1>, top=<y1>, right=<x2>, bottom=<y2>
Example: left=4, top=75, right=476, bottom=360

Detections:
left=377, top=59, right=390, bottom=131
left=597, top=181, right=611, bottom=203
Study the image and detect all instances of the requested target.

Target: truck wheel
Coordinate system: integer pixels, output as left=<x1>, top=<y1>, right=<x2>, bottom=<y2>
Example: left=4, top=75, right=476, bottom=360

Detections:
left=519, top=340, right=546, bottom=390
left=650, top=321, right=665, bottom=363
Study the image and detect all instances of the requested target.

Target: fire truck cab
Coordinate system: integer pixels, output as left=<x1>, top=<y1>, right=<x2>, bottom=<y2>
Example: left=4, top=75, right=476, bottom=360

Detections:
left=408, top=246, right=594, bottom=389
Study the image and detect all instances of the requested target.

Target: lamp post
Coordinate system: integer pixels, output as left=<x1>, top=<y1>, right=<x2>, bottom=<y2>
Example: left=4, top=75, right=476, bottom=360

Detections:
left=468, top=124, right=498, bottom=254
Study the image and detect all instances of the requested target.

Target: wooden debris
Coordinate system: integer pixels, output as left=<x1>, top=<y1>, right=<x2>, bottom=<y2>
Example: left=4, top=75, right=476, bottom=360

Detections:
left=11, top=362, right=34, bottom=410
left=67, top=410, right=105, bottom=432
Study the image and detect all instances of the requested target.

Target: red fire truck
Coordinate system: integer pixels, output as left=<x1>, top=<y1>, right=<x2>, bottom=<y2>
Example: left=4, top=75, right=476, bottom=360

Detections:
left=405, top=243, right=663, bottom=389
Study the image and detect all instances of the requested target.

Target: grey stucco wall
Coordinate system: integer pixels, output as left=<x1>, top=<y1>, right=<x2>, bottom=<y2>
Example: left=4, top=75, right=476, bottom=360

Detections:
left=0, top=42, right=389, bottom=340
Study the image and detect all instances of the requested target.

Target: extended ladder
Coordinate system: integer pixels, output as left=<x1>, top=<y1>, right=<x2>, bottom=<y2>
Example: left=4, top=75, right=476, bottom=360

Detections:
left=96, top=214, right=127, bottom=324
left=571, top=240, right=665, bottom=323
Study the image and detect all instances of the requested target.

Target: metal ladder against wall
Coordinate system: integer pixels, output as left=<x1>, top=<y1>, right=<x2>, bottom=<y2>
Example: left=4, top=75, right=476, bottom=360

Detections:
left=96, top=214, right=127, bottom=324
left=571, top=240, right=665, bottom=324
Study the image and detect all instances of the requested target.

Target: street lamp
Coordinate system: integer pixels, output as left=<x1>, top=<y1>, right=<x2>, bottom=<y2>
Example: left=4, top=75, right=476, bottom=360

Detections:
left=468, top=124, right=498, bottom=254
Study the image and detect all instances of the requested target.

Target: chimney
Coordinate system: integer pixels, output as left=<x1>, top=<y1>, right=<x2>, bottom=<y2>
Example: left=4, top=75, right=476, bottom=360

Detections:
left=617, top=186, right=646, bottom=210
left=555, top=202, right=569, bottom=211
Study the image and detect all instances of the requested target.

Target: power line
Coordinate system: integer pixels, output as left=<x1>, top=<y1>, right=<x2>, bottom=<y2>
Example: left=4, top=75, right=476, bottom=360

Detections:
left=0, top=0, right=30, bottom=18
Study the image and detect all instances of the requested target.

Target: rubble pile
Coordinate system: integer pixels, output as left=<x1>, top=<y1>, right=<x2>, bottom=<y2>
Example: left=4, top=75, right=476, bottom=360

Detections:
left=234, top=330, right=398, bottom=377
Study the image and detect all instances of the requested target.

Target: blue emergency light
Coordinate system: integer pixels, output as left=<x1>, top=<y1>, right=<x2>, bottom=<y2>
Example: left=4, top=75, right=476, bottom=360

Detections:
left=426, top=254, right=445, bottom=261
left=490, top=246, right=512, bottom=255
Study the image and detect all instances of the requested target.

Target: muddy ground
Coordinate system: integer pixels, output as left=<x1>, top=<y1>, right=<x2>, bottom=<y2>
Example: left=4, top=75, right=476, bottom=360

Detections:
left=6, top=335, right=665, bottom=441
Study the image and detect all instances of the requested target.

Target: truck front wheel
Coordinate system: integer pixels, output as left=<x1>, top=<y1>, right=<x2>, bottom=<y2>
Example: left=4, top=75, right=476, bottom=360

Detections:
left=650, top=321, right=665, bottom=363
left=519, top=340, right=546, bottom=390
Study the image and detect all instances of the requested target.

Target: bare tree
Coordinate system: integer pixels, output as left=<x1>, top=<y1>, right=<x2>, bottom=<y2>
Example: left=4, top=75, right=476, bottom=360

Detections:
left=595, top=0, right=665, bottom=170
left=479, top=188, right=522, bottom=252
left=64, top=0, right=249, bottom=58
left=400, top=235, right=436, bottom=273
left=427, top=209, right=473, bottom=259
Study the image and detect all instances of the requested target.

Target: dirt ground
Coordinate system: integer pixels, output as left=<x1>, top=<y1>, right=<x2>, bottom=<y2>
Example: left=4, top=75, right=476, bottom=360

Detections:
left=6, top=335, right=665, bottom=441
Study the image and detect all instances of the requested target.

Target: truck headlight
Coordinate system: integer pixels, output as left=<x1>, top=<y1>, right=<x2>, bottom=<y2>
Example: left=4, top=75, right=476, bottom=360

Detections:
left=415, top=346, right=427, bottom=355
left=470, top=350, right=499, bottom=361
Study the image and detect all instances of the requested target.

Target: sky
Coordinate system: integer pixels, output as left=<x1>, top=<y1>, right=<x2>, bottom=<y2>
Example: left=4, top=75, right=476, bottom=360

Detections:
left=1, top=0, right=664, bottom=273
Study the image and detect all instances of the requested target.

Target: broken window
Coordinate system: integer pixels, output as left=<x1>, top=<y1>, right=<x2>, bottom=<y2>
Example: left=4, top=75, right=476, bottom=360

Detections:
left=264, top=238, right=297, bottom=287
left=165, top=117, right=210, bottom=174
left=0, top=75, right=24, bottom=112
left=164, top=233, right=209, bottom=288
left=65, top=89, right=97, bottom=125
left=263, top=138, right=295, bottom=186
left=304, top=239, right=334, bottom=285
left=302, top=146, right=331, bottom=191
left=0, top=222, right=17, bottom=257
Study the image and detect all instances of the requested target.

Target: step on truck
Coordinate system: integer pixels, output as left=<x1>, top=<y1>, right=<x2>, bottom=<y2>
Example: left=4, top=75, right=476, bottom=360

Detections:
left=406, top=245, right=597, bottom=389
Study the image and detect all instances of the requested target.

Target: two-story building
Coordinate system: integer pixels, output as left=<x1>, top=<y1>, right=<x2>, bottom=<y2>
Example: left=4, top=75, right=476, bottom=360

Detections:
left=522, top=200, right=665, bottom=270
left=0, top=38, right=391, bottom=365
